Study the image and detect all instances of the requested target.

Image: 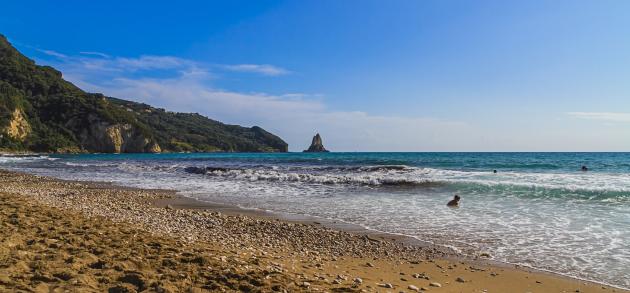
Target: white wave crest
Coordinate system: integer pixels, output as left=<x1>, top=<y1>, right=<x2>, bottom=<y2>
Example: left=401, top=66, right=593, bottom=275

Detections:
left=189, top=166, right=630, bottom=194
left=0, top=155, right=53, bottom=164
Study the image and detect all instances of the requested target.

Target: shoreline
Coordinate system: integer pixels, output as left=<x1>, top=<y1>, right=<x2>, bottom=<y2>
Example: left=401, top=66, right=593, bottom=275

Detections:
left=154, top=192, right=630, bottom=291
left=1, top=169, right=627, bottom=292
left=152, top=195, right=443, bottom=250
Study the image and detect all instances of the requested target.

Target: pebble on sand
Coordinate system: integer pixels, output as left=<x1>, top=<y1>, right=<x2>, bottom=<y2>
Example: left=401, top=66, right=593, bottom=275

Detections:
left=378, top=283, right=394, bottom=289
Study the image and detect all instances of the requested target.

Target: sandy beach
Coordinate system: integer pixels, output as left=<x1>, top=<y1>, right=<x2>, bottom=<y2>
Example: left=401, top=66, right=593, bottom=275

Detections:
left=0, top=169, right=625, bottom=292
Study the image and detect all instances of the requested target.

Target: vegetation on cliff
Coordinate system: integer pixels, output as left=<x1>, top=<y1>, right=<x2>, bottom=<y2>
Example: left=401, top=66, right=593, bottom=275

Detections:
left=0, top=35, right=287, bottom=153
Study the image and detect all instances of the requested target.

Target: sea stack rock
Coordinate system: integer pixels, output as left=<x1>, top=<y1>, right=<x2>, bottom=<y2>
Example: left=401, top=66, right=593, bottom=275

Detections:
left=303, top=133, right=329, bottom=152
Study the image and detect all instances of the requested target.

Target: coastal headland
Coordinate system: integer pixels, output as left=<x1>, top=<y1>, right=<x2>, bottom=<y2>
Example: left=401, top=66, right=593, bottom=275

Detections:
left=0, top=169, right=624, bottom=292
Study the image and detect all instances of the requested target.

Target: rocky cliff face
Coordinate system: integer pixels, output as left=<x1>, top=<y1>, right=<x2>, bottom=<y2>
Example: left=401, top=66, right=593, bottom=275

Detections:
left=79, top=121, right=161, bottom=153
left=303, top=133, right=329, bottom=152
left=3, top=108, right=30, bottom=141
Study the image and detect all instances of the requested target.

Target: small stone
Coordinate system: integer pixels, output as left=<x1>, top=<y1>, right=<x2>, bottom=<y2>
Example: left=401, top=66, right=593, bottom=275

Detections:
left=408, top=285, right=420, bottom=292
left=479, top=252, right=491, bottom=258
left=353, top=277, right=363, bottom=284
left=302, top=282, right=311, bottom=288
left=429, top=282, right=441, bottom=288
left=379, top=283, right=394, bottom=289
left=165, top=204, right=174, bottom=210
left=0, top=275, right=11, bottom=285
left=456, top=277, right=465, bottom=283
left=412, top=273, right=429, bottom=280
left=366, top=262, right=375, bottom=267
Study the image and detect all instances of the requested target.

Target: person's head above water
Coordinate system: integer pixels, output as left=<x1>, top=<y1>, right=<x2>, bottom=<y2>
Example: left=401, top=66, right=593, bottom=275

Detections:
left=581, top=165, right=588, bottom=171
left=493, top=170, right=497, bottom=173
left=447, top=195, right=460, bottom=206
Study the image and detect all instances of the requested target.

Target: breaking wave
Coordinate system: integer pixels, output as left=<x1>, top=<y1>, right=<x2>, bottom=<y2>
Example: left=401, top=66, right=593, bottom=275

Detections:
left=182, top=164, right=630, bottom=198
left=0, top=154, right=57, bottom=163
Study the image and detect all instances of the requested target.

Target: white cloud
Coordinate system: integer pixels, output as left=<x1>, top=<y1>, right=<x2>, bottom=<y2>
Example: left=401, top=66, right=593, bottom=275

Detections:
left=79, top=51, right=111, bottom=58
left=74, top=55, right=198, bottom=73
left=223, top=64, right=290, bottom=76
left=38, top=49, right=67, bottom=58
left=567, top=112, right=630, bottom=122
left=114, top=56, right=195, bottom=71
left=105, top=76, right=323, bottom=116
left=35, top=48, right=204, bottom=75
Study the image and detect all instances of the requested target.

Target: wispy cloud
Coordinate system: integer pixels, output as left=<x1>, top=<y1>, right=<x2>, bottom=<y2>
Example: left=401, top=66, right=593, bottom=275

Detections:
left=80, top=55, right=196, bottom=72
left=567, top=112, right=630, bottom=122
left=79, top=51, right=110, bottom=58
left=114, top=55, right=195, bottom=71
left=38, top=49, right=67, bottom=58
left=222, top=64, right=291, bottom=76
left=34, top=49, right=287, bottom=79
left=32, top=49, right=210, bottom=82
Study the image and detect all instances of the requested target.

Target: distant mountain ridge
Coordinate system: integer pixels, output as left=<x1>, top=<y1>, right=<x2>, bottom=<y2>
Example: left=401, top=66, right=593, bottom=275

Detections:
left=0, top=34, right=288, bottom=153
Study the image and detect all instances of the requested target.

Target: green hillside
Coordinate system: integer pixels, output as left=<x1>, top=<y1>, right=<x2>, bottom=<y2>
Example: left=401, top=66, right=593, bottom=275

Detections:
left=0, top=35, right=287, bottom=153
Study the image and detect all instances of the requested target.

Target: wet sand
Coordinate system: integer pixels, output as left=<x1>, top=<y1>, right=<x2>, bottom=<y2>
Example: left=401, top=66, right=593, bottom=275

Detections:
left=0, top=169, right=625, bottom=292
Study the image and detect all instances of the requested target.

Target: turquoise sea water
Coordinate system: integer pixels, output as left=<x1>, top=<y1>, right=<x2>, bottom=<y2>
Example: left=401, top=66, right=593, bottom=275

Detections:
left=2, top=152, right=629, bottom=288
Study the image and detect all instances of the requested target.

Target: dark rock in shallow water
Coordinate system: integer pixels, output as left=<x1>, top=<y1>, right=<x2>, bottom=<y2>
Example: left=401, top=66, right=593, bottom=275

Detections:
left=303, top=133, right=329, bottom=153
left=184, top=167, right=207, bottom=174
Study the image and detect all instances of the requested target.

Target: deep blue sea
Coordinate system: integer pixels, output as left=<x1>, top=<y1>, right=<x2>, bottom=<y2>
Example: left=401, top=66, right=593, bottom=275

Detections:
left=2, top=152, right=629, bottom=288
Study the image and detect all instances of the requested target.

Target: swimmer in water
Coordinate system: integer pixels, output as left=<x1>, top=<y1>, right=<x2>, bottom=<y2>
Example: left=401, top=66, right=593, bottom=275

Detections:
left=447, top=195, right=460, bottom=207
left=581, top=165, right=588, bottom=171
left=493, top=170, right=497, bottom=174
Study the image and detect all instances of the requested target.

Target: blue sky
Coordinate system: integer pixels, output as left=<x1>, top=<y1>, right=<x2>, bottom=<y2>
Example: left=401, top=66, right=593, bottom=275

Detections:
left=2, top=0, right=630, bottom=151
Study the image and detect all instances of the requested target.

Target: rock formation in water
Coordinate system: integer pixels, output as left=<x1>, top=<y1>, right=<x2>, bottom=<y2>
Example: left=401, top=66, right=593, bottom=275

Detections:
left=303, top=133, right=329, bottom=152
left=0, top=34, right=288, bottom=153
